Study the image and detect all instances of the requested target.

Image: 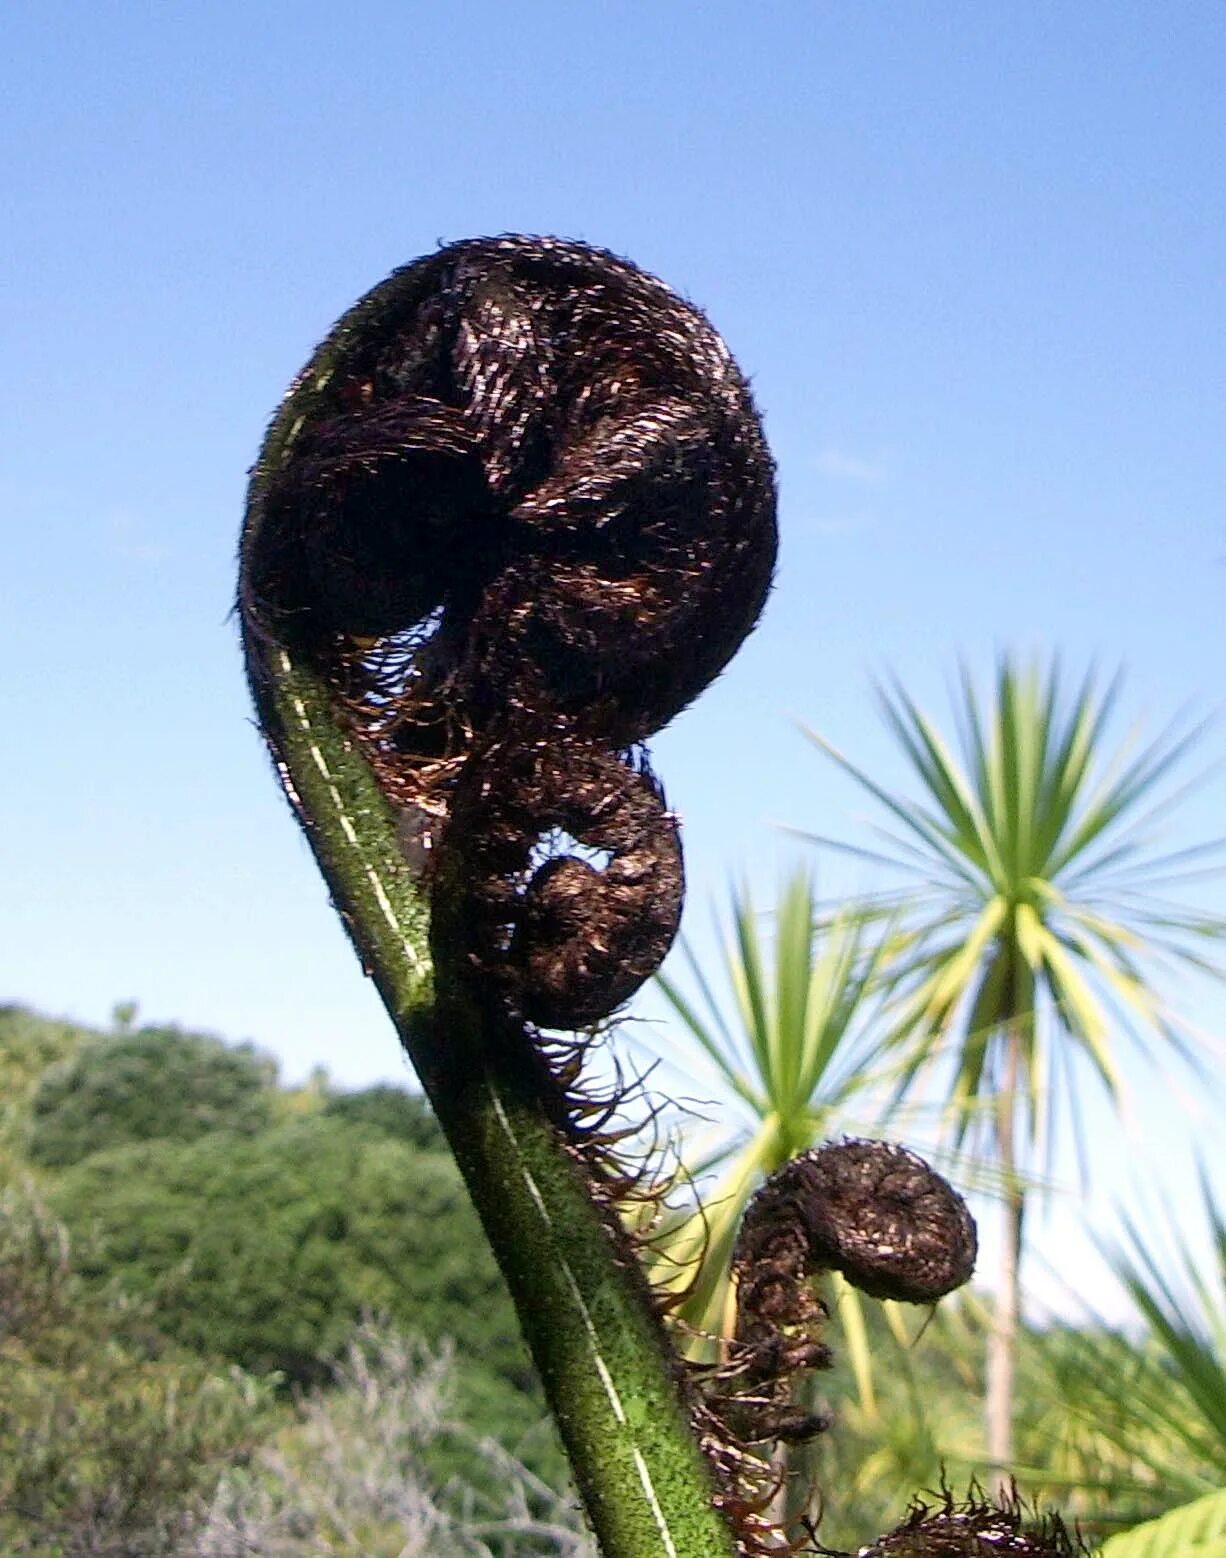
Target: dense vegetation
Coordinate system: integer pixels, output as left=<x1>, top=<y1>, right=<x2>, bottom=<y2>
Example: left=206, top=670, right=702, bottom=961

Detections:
left=1, top=1000, right=1221, bottom=1554
left=26, top=1023, right=274, bottom=1167
left=0, top=1003, right=576, bottom=1554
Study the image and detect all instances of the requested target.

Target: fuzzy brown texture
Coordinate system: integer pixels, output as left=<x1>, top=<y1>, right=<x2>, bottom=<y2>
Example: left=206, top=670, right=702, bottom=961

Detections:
left=443, top=737, right=684, bottom=1029
left=243, top=234, right=777, bottom=1032
left=836, top=1487, right=1083, bottom=1557
left=714, top=1141, right=977, bottom=1448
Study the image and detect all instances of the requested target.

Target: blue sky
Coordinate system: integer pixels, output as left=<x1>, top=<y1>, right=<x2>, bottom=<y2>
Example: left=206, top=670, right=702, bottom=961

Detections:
left=4, top=4, right=1223, bottom=1316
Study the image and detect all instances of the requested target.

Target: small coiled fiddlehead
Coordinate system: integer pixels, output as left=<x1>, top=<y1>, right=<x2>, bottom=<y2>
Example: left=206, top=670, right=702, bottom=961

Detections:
left=695, top=1147, right=1076, bottom=1556
left=708, top=1141, right=978, bottom=1451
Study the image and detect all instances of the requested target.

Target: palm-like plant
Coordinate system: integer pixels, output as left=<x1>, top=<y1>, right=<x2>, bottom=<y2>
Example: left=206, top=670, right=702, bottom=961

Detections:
left=799, top=655, right=1226, bottom=1477
left=648, top=870, right=898, bottom=1411
left=1019, top=1171, right=1226, bottom=1532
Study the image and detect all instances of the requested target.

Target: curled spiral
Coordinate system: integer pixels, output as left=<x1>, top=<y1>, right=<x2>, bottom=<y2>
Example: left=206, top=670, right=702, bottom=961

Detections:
left=241, top=234, right=777, bottom=1031
left=713, top=1140, right=977, bottom=1448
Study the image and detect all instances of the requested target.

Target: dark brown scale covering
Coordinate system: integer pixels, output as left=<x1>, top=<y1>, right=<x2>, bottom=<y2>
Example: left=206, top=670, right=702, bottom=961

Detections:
left=834, top=1487, right=1083, bottom=1557
left=442, top=737, right=684, bottom=1030
left=709, top=1141, right=977, bottom=1451
left=241, top=234, right=777, bottom=1032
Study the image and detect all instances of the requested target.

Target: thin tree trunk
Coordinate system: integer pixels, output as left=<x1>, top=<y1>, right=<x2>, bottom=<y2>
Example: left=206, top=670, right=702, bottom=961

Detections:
left=986, top=1028, right=1024, bottom=1492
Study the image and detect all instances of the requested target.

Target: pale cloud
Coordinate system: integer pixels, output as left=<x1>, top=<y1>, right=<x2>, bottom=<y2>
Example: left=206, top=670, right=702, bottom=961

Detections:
left=814, top=447, right=888, bottom=484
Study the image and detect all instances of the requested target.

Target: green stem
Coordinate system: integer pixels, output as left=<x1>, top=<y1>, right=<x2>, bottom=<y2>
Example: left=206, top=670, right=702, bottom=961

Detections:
left=245, top=644, right=736, bottom=1556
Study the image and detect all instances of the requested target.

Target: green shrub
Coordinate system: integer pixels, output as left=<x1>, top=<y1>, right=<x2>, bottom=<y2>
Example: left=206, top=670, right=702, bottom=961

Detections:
left=0, top=1180, right=274, bottom=1554
left=49, top=1116, right=535, bottom=1394
left=195, top=1320, right=588, bottom=1556
left=26, top=1024, right=274, bottom=1168
left=0, top=1005, right=92, bottom=1152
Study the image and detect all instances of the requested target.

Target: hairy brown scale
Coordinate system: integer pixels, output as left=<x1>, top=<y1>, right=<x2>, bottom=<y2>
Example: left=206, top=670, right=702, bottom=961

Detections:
left=242, top=234, right=777, bottom=1031
left=838, top=1488, right=1083, bottom=1557
left=443, top=738, right=684, bottom=1030
left=714, top=1141, right=977, bottom=1448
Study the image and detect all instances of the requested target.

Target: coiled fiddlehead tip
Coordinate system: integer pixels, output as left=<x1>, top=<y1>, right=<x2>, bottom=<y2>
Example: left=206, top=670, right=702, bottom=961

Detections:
left=241, top=233, right=777, bottom=1036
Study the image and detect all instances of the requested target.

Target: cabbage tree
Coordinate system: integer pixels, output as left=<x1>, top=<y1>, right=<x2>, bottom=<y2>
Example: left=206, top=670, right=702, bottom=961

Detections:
left=801, top=657, right=1226, bottom=1477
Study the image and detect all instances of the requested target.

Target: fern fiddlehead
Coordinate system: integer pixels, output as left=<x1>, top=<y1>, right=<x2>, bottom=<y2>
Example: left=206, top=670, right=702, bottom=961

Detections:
left=240, top=235, right=774, bottom=1556
left=710, top=1141, right=978, bottom=1448
left=240, top=235, right=1069, bottom=1555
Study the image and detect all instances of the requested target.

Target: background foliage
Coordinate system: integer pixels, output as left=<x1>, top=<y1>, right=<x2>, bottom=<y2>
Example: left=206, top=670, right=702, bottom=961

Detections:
left=3, top=1000, right=1222, bottom=1554
left=25, top=1023, right=274, bottom=1168
left=0, top=1006, right=576, bottom=1554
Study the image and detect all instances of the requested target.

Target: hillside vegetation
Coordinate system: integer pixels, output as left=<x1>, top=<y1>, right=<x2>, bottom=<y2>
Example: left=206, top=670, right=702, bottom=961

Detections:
left=2, top=1002, right=1220, bottom=1553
